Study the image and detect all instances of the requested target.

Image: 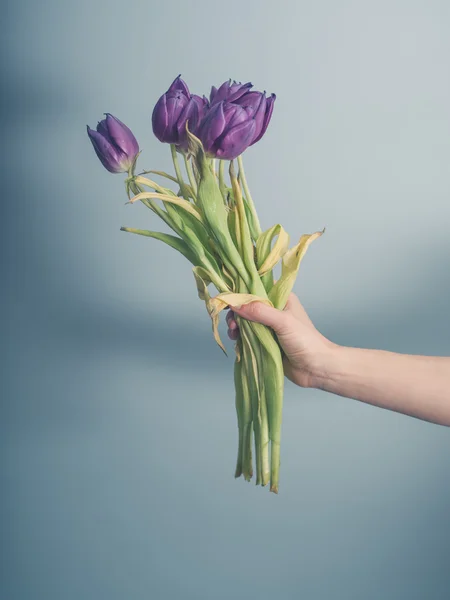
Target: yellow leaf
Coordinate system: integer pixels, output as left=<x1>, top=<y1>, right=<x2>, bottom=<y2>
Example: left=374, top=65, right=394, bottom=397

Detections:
left=256, top=225, right=290, bottom=275
left=192, top=271, right=274, bottom=355
left=128, top=192, right=204, bottom=223
left=269, top=229, right=324, bottom=310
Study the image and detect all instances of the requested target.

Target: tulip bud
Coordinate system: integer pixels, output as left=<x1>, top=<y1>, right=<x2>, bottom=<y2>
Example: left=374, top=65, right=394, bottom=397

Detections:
left=87, top=113, right=139, bottom=173
left=152, top=75, right=207, bottom=150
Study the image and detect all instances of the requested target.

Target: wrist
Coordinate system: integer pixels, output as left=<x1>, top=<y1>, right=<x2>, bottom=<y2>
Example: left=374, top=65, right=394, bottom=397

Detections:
left=309, top=340, right=343, bottom=390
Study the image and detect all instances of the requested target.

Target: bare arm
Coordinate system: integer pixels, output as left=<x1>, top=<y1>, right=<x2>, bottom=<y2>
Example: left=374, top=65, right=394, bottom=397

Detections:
left=229, top=295, right=450, bottom=427
left=317, top=346, right=450, bottom=426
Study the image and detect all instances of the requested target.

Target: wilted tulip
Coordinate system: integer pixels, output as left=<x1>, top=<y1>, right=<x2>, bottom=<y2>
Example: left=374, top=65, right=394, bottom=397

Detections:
left=152, top=75, right=208, bottom=149
left=87, top=113, right=139, bottom=173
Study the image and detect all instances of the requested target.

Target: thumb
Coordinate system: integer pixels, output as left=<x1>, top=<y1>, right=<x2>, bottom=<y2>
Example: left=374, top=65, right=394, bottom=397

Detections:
left=230, top=301, right=290, bottom=334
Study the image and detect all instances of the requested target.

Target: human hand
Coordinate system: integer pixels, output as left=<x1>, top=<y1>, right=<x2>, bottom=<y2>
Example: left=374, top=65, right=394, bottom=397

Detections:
left=227, top=293, right=337, bottom=388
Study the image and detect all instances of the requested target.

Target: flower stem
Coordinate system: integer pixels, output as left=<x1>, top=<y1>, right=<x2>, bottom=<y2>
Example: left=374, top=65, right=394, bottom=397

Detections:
left=229, top=161, right=266, bottom=298
left=184, top=154, right=198, bottom=198
left=218, top=160, right=227, bottom=203
left=170, top=144, right=191, bottom=200
left=237, top=155, right=262, bottom=240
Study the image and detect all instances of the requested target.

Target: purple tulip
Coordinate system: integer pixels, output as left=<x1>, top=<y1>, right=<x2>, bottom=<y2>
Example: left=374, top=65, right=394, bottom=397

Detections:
left=197, top=80, right=276, bottom=159
left=197, top=101, right=257, bottom=160
left=152, top=75, right=207, bottom=149
left=87, top=113, right=139, bottom=173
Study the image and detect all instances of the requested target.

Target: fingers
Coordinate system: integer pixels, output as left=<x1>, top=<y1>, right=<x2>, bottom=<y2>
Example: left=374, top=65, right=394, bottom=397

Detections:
left=227, top=309, right=239, bottom=340
left=230, top=301, right=291, bottom=335
left=228, top=327, right=239, bottom=341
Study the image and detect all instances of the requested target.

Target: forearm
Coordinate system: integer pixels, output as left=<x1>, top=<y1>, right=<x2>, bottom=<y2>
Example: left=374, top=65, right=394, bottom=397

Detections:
left=317, top=346, right=450, bottom=426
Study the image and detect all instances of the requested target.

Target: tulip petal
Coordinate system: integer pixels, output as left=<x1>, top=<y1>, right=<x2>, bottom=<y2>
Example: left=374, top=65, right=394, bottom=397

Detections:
left=105, top=113, right=139, bottom=158
left=251, top=93, right=276, bottom=145
left=234, top=91, right=263, bottom=112
left=242, top=93, right=267, bottom=142
left=224, top=103, right=251, bottom=129
left=87, top=126, right=124, bottom=173
left=227, top=82, right=253, bottom=103
left=211, top=80, right=253, bottom=105
left=167, top=74, right=190, bottom=97
left=192, top=94, right=209, bottom=124
left=234, top=92, right=267, bottom=140
left=175, top=98, right=200, bottom=150
left=177, top=97, right=200, bottom=139
left=152, top=94, right=170, bottom=142
left=165, top=92, right=189, bottom=143
left=198, top=102, right=227, bottom=153
left=209, top=85, right=218, bottom=103
left=215, top=118, right=256, bottom=160
left=96, top=118, right=110, bottom=139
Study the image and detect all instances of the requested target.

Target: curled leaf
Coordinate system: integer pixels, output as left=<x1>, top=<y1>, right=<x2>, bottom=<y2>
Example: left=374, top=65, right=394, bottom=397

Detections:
left=192, top=270, right=274, bottom=355
left=256, top=224, right=290, bottom=275
left=193, top=267, right=226, bottom=353
left=128, top=191, right=204, bottom=223
left=269, top=229, right=324, bottom=309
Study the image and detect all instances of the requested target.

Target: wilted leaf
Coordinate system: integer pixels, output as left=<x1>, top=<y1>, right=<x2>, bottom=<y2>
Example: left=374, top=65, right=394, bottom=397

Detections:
left=269, top=229, right=324, bottom=309
left=256, top=224, right=290, bottom=275
left=128, top=191, right=204, bottom=223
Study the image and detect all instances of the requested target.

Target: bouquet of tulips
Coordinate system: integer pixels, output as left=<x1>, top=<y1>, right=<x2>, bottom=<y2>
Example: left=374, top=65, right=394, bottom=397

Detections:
left=87, top=76, right=323, bottom=493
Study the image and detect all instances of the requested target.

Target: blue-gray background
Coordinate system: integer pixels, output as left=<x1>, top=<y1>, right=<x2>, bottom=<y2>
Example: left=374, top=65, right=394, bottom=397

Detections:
left=3, top=0, right=450, bottom=598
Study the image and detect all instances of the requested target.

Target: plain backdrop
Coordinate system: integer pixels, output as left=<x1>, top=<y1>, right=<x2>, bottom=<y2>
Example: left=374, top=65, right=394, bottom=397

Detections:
left=2, top=1, right=450, bottom=599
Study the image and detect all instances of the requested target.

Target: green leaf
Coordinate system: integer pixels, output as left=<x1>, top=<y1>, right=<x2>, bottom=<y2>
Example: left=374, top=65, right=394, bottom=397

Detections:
left=120, top=227, right=197, bottom=264
left=187, top=128, right=251, bottom=288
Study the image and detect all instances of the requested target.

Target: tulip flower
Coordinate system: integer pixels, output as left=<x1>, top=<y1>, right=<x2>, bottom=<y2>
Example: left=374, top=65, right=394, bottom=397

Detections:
left=197, top=101, right=257, bottom=160
left=87, top=114, right=139, bottom=173
left=197, top=80, right=276, bottom=159
left=152, top=75, right=208, bottom=150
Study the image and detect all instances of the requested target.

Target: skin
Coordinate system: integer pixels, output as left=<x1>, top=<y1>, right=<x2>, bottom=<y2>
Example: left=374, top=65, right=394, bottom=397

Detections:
left=227, top=295, right=450, bottom=427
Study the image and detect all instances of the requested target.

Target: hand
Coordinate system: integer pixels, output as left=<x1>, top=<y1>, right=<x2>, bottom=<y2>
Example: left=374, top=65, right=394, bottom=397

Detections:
left=227, top=293, right=336, bottom=388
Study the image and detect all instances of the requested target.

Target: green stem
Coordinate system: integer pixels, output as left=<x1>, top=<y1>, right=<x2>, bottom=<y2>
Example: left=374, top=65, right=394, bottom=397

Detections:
left=237, top=155, right=262, bottom=239
left=244, top=321, right=271, bottom=486
left=229, top=161, right=266, bottom=298
left=250, top=321, right=285, bottom=494
left=234, top=351, right=244, bottom=479
left=218, top=160, right=227, bottom=202
left=170, top=144, right=190, bottom=200
left=184, top=154, right=198, bottom=198
left=143, top=170, right=179, bottom=184
left=240, top=319, right=270, bottom=486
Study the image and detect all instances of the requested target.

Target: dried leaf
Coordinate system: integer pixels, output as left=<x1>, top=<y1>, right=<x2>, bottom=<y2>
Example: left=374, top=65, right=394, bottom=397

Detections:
left=128, top=191, right=203, bottom=223
left=256, top=224, right=290, bottom=275
left=269, top=229, right=324, bottom=309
